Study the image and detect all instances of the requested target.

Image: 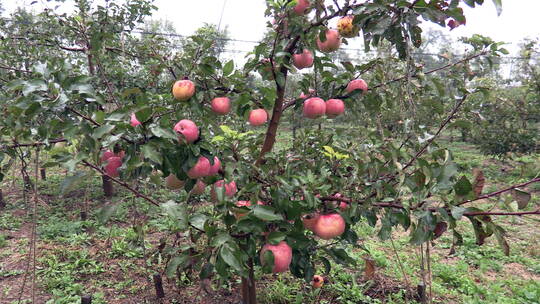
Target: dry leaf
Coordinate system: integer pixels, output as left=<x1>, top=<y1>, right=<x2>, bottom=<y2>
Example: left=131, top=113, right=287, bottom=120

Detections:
left=363, top=256, right=376, bottom=279
left=472, top=168, right=485, bottom=198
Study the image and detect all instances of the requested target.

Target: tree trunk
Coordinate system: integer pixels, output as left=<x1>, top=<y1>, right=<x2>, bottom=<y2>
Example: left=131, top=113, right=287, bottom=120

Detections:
left=241, top=258, right=257, bottom=304
left=102, top=175, right=114, bottom=197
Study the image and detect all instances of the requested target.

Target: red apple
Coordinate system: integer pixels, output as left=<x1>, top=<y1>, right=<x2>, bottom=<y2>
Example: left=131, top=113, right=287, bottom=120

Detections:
left=316, top=29, right=341, bottom=53
left=165, top=174, right=184, bottom=190
left=191, top=180, right=206, bottom=195
left=211, top=97, right=231, bottom=115
left=345, top=79, right=368, bottom=94
left=313, top=213, right=345, bottom=240
left=174, top=119, right=199, bottom=144
left=325, top=99, right=345, bottom=118
left=100, top=150, right=116, bottom=163
left=303, top=97, right=326, bottom=119
left=292, top=49, right=314, bottom=70
left=187, top=156, right=211, bottom=179
left=130, top=113, right=141, bottom=127
left=211, top=180, right=237, bottom=201
left=208, top=156, right=221, bottom=176
left=249, top=109, right=268, bottom=126
left=293, top=0, right=310, bottom=15
left=172, top=79, right=195, bottom=101
left=260, top=241, right=293, bottom=273
left=105, top=156, right=122, bottom=178
left=312, top=275, right=324, bottom=288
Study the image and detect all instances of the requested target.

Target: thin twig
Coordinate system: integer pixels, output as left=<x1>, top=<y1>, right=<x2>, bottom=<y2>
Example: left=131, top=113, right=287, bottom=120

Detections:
left=81, top=160, right=159, bottom=206
left=457, top=177, right=540, bottom=206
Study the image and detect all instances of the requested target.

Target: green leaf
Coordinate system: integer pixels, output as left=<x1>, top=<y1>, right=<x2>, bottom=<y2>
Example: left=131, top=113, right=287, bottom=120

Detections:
left=320, top=256, right=332, bottom=275
left=189, top=214, right=208, bottom=231
left=252, top=205, right=283, bottom=221
left=219, top=243, right=246, bottom=275
left=150, top=125, right=177, bottom=140
left=454, top=176, right=472, bottom=196
left=161, top=201, right=188, bottom=228
left=96, top=203, right=118, bottom=224
left=223, top=60, right=234, bottom=76
left=199, top=263, right=214, bottom=279
left=211, top=232, right=232, bottom=247
left=165, top=254, right=189, bottom=278
left=267, top=231, right=286, bottom=245
left=92, top=124, right=115, bottom=139
left=451, top=206, right=466, bottom=220
left=141, top=145, right=162, bottom=163
left=22, top=79, right=47, bottom=96
left=60, top=171, right=90, bottom=195
left=326, top=248, right=356, bottom=266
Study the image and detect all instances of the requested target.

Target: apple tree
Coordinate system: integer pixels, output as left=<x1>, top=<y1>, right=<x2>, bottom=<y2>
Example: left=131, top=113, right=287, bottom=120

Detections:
left=1, top=1, right=539, bottom=303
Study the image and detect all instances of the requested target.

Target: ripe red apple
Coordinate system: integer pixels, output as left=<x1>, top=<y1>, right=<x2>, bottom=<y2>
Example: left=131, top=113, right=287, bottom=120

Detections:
left=316, top=29, right=341, bottom=53
left=187, top=156, right=211, bottom=179
left=336, top=15, right=359, bottom=38
left=249, top=109, right=268, bottom=126
left=191, top=180, right=206, bottom=195
left=302, top=213, right=320, bottom=231
left=345, top=79, right=368, bottom=94
left=130, top=113, right=141, bottom=127
left=312, top=275, right=324, bottom=288
left=208, top=157, right=221, bottom=176
left=100, top=150, right=116, bottom=163
left=303, top=97, right=326, bottom=119
left=292, top=49, right=314, bottom=70
left=211, top=97, right=231, bottom=115
left=260, top=241, right=293, bottom=273
left=293, top=0, right=310, bottom=15
left=313, top=213, right=346, bottom=240
left=325, top=99, right=345, bottom=118
left=174, top=119, right=199, bottom=144
left=165, top=174, right=184, bottom=190
left=172, top=79, right=195, bottom=101
left=211, top=180, right=237, bottom=201
left=105, top=156, right=122, bottom=178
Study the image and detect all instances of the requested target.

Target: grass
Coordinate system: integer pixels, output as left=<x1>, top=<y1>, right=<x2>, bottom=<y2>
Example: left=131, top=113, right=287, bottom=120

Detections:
left=0, top=137, right=538, bottom=303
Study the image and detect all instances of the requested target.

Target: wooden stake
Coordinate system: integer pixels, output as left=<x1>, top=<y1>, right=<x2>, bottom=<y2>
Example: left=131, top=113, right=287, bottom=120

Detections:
left=417, top=283, right=426, bottom=304
left=81, top=295, right=92, bottom=304
left=0, top=189, right=4, bottom=208
left=102, top=175, right=113, bottom=197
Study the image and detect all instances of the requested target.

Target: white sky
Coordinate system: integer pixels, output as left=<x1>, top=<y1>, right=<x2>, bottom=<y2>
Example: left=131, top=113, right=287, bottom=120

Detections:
left=4, top=0, right=540, bottom=58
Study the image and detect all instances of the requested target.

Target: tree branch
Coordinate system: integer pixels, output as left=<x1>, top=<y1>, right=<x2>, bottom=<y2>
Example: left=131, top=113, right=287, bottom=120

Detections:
left=2, top=138, right=66, bottom=150
left=463, top=209, right=540, bottom=217
left=282, top=51, right=488, bottom=111
left=81, top=160, right=160, bottom=206
left=457, top=177, right=540, bottom=206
